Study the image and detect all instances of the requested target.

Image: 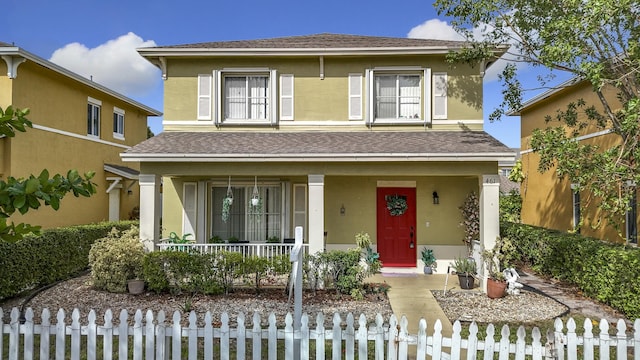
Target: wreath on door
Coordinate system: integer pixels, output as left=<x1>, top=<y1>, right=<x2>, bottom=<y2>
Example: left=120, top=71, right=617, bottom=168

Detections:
left=386, top=194, right=408, bottom=216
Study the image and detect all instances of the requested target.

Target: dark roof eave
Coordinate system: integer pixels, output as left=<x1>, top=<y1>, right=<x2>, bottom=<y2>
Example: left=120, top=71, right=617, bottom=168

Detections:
left=137, top=47, right=465, bottom=57
left=122, top=153, right=516, bottom=162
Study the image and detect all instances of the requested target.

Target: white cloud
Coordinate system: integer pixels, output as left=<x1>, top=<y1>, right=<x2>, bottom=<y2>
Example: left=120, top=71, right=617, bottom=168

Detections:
left=49, top=32, right=159, bottom=97
left=407, top=19, right=465, bottom=41
left=408, top=19, right=526, bottom=83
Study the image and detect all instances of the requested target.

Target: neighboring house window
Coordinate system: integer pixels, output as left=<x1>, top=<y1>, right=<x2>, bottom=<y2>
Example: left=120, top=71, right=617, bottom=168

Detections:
left=224, top=75, right=269, bottom=120
left=501, top=168, right=512, bottom=177
left=211, top=184, right=282, bottom=242
left=87, top=97, right=101, bottom=137
left=374, top=74, right=421, bottom=120
left=627, top=187, right=637, bottom=244
left=571, top=184, right=580, bottom=233
left=113, top=107, right=125, bottom=139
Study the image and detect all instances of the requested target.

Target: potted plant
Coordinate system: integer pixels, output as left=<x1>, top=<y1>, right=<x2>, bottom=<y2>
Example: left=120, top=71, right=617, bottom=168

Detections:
left=453, top=257, right=477, bottom=289
left=482, top=237, right=511, bottom=299
left=222, top=196, right=233, bottom=223
left=420, top=247, right=437, bottom=274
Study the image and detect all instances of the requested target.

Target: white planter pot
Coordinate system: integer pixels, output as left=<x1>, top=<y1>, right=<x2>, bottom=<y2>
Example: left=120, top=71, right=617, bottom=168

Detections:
left=251, top=198, right=259, bottom=206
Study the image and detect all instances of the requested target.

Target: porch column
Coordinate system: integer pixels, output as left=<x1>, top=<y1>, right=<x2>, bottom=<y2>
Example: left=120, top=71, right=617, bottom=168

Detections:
left=308, top=174, right=325, bottom=255
left=479, top=174, right=501, bottom=293
left=139, top=174, right=161, bottom=252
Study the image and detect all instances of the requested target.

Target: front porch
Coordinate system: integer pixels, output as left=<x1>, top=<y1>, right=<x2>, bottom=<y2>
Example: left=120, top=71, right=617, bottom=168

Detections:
left=138, top=173, right=500, bottom=282
left=123, top=131, right=515, bottom=293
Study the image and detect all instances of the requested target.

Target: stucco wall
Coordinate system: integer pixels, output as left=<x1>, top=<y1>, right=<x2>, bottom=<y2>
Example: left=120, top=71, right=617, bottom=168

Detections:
left=2, top=60, right=148, bottom=229
left=519, top=81, right=630, bottom=242
left=162, top=55, right=483, bottom=128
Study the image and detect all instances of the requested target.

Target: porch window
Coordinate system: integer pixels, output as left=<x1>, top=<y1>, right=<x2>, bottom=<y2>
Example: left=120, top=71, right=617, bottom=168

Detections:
left=211, top=185, right=282, bottom=242
left=224, top=75, right=269, bottom=121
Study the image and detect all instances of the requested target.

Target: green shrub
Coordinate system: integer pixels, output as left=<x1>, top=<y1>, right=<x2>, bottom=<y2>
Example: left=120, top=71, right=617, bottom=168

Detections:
left=501, top=221, right=640, bottom=319
left=0, top=221, right=137, bottom=300
left=143, top=251, right=223, bottom=295
left=316, top=249, right=364, bottom=295
left=88, top=226, right=145, bottom=293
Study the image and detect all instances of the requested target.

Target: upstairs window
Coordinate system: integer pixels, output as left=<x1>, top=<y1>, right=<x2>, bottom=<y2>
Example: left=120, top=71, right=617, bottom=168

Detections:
left=366, top=68, right=441, bottom=125
left=113, top=107, right=125, bottom=139
left=374, top=74, right=421, bottom=120
left=224, top=75, right=269, bottom=120
left=87, top=98, right=101, bottom=137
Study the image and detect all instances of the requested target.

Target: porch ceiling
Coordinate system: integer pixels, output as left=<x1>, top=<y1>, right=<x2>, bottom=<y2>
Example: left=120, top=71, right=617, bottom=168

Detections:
left=121, top=131, right=515, bottom=162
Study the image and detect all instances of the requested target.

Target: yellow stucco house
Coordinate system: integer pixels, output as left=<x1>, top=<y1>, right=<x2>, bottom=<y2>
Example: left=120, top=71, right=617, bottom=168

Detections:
left=0, top=42, right=162, bottom=229
left=514, top=77, right=633, bottom=243
left=123, top=34, right=514, bottom=278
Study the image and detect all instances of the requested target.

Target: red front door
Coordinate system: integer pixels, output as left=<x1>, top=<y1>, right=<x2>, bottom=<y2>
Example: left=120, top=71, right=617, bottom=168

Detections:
left=376, top=187, right=416, bottom=267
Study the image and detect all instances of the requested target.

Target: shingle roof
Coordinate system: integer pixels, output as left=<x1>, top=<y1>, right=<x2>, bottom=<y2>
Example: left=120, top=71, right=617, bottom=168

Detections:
left=122, top=131, right=513, bottom=161
left=155, top=33, right=469, bottom=50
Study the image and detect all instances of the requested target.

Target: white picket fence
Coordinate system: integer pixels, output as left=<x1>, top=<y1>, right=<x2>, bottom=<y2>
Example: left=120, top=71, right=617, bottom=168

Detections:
left=1, top=307, right=639, bottom=360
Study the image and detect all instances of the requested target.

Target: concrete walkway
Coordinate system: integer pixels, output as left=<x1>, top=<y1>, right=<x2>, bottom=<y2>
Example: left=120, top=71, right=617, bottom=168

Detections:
left=367, top=271, right=461, bottom=336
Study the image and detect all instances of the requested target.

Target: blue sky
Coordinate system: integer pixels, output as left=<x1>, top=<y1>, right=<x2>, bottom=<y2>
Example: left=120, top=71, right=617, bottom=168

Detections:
left=4, top=0, right=559, bottom=149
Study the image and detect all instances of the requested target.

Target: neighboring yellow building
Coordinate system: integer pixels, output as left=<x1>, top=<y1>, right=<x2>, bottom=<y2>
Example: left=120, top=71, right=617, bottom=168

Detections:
left=123, top=34, right=514, bottom=275
left=514, top=77, right=632, bottom=243
left=0, top=42, right=161, bottom=229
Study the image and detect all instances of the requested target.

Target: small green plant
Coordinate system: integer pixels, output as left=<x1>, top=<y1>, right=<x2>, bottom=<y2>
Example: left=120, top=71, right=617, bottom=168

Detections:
left=89, top=226, right=145, bottom=293
left=350, top=288, right=365, bottom=301
left=355, top=231, right=381, bottom=276
left=227, top=236, right=240, bottom=243
left=453, top=257, right=477, bottom=275
left=168, top=232, right=193, bottom=244
left=208, top=235, right=224, bottom=244
left=420, top=247, right=437, bottom=268
left=266, top=236, right=280, bottom=243
left=181, top=296, right=193, bottom=312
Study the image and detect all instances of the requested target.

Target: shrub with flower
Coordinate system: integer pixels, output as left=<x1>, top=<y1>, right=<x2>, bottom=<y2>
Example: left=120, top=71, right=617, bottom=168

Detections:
left=459, top=192, right=479, bottom=255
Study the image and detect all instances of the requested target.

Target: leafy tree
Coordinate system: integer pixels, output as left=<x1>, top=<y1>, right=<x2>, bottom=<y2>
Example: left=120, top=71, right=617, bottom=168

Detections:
left=0, top=106, right=97, bottom=242
left=146, top=125, right=154, bottom=139
left=435, top=0, right=639, bottom=231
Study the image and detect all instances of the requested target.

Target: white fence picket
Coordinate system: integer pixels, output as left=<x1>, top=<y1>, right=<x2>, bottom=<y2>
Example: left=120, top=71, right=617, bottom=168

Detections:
left=40, top=308, right=51, bottom=360
left=55, top=308, right=64, bottom=360
left=3, top=307, right=640, bottom=359
left=23, top=308, right=34, bottom=360
left=187, top=311, right=198, bottom=360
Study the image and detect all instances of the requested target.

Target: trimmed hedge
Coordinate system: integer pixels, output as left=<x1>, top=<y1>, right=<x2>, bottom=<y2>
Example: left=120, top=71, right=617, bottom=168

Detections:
left=501, top=222, right=640, bottom=319
left=0, top=221, right=138, bottom=300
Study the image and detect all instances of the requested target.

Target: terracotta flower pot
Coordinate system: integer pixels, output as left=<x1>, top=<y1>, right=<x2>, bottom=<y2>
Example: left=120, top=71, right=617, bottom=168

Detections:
left=487, top=278, right=507, bottom=299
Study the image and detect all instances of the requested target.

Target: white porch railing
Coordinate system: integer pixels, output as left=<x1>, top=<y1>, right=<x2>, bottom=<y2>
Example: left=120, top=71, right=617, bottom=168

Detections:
left=2, top=307, right=639, bottom=360
left=156, top=242, right=308, bottom=258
